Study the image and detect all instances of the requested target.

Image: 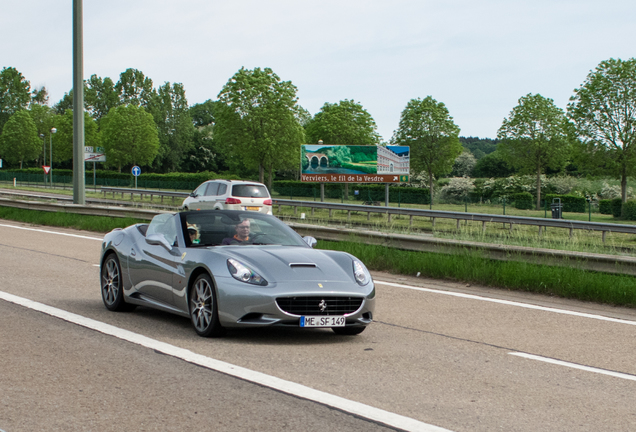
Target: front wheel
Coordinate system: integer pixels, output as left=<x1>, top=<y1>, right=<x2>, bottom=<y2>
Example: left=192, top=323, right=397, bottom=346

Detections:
left=332, top=326, right=366, bottom=336
left=101, top=253, right=135, bottom=312
left=189, top=274, right=224, bottom=337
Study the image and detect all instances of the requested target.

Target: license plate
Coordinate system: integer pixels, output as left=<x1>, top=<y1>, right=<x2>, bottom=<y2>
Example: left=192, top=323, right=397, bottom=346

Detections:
left=245, top=206, right=260, bottom=211
left=300, top=316, right=346, bottom=327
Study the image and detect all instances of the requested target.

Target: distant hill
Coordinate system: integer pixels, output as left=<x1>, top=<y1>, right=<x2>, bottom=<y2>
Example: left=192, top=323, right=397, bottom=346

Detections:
left=459, top=136, right=498, bottom=160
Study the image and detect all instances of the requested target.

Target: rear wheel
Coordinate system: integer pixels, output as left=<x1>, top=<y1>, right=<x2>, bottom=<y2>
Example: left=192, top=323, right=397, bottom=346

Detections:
left=332, top=326, right=366, bottom=336
left=189, top=274, right=224, bottom=337
left=101, top=253, right=135, bottom=312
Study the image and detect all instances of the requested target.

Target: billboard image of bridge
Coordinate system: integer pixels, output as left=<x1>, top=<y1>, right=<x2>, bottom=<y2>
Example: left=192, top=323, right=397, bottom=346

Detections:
left=301, top=144, right=409, bottom=183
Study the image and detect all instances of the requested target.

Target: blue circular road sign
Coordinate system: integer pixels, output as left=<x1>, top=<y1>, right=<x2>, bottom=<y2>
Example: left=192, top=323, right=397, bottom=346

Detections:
left=132, top=166, right=141, bottom=176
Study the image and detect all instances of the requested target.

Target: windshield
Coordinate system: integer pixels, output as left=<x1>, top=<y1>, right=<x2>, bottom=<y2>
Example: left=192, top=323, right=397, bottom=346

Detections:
left=181, top=211, right=306, bottom=248
left=231, top=184, right=270, bottom=198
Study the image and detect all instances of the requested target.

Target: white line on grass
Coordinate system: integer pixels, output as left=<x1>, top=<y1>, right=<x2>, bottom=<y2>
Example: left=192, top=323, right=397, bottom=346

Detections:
left=375, top=280, right=636, bottom=327
left=509, top=352, right=636, bottom=382
left=0, top=290, right=451, bottom=432
left=0, top=223, right=103, bottom=241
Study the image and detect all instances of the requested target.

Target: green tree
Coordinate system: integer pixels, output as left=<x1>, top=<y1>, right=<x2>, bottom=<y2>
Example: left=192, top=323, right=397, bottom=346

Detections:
left=52, top=110, right=100, bottom=162
left=305, top=99, right=381, bottom=144
left=0, top=67, right=32, bottom=131
left=451, top=150, right=477, bottom=177
left=115, top=68, right=154, bottom=108
left=568, top=58, right=636, bottom=203
left=28, top=104, right=55, bottom=165
left=149, top=82, right=195, bottom=172
left=101, top=104, right=159, bottom=172
left=497, top=93, right=571, bottom=209
left=0, top=110, right=41, bottom=168
left=30, top=86, right=49, bottom=106
left=85, top=74, right=120, bottom=122
left=182, top=100, right=226, bottom=173
left=392, top=96, right=462, bottom=199
left=216, top=67, right=304, bottom=188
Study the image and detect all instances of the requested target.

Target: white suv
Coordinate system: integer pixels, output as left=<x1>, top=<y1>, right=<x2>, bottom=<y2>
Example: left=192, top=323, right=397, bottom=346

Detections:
left=181, top=180, right=273, bottom=214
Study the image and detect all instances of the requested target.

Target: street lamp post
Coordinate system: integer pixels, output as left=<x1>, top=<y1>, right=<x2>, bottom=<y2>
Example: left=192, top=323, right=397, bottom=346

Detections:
left=50, top=127, right=57, bottom=187
left=40, top=133, right=46, bottom=185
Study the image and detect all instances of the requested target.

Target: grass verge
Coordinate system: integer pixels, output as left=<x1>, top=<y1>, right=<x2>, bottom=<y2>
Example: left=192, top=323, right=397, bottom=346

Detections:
left=0, top=207, right=145, bottom=233
left=319, top=239, right=636, bottom=308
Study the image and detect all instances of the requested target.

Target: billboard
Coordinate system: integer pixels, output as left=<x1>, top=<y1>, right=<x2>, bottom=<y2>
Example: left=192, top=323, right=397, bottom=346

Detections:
left=301, top=144, right=410, bottom=183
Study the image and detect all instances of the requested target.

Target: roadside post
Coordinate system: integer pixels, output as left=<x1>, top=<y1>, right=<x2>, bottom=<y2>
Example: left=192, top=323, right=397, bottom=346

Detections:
left=132, top=165, right=141, bottom=189
left=84, top=146, right=106, bottom=191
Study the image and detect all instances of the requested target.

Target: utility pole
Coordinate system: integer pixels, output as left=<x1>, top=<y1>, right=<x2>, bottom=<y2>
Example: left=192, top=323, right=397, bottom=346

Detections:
left=72, top=0, right=85, bottom=204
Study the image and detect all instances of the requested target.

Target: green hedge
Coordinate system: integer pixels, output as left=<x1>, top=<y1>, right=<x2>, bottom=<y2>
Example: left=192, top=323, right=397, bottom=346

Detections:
left=544, top=194, right=586, bottom=213
left=622, top=200, right=636, bottom=220
left=599, top=199, right=612, bottom=215
left=611, top=198, right=623, bottom=218
left=512, top=192, right=533, bottom=210
left=271, top=181, right=431, bottom=204
left=0, top=169, right=239, bottom=190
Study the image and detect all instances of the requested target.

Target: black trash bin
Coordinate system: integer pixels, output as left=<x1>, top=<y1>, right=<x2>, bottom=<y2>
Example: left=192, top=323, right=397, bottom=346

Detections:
left=550, top=198, right=563, bottom=219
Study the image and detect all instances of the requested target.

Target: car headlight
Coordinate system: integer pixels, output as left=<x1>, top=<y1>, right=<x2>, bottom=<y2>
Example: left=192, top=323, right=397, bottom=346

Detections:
left=353, top=260, right=371, bottom=286
left=227, top=258, right=268, bottom=286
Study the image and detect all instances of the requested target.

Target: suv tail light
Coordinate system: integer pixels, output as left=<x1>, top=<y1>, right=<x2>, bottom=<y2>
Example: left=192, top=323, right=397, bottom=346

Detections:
left=225, top=197, right=242, bottom=204
left=263, top=199, right=272, bottom=205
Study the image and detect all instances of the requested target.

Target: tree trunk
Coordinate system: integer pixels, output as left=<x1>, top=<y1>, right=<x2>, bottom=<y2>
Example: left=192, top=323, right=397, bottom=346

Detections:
left=622, top=166, right=628, bottom=203
left=428, top=171, right=434, bottom=206
left=20, top=160, right=23, bottom=169
left=536, top=164, right=542, bottom=210
left=259, top=164, right=264, bottom=184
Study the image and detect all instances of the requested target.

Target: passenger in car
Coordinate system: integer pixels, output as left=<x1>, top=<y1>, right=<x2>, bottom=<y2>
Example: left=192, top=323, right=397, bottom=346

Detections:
left=187, top=224, right=200, bottom=245
left=222, top=219, right=252, bottom=245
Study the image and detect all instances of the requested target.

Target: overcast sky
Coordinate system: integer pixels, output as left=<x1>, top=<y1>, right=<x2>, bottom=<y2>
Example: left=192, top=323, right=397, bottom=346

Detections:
left=2, top=0, right=635, bottom=142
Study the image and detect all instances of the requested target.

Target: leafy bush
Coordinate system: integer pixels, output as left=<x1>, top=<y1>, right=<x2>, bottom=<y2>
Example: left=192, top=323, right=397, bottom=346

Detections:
left=512, top=192, right=534, bottom=210
left=622, top=200, right=636, bottom=221
left=439, top=177, right=475, bottom=203
left=599, top=199, right=612, bottom=215
left=544, top=194, right=586, bottom=213
left=611, top=198, right=623, bottom=217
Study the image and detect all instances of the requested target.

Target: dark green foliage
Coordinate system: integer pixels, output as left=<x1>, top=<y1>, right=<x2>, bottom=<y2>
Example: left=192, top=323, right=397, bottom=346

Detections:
left=544, top=194, right=586, bottom=213
left=512, top=192, right=534, bottom=210
left=599, top=199, right=612, bottom=215
left=621, top=200, right=636, bottom=220
left=459, top=136, right=498, bottom=159
left=472, top=151, right=515, bottom=178
left=319, top=240, right=636, bottom=308
left=611, top=198, right=623, bottom=217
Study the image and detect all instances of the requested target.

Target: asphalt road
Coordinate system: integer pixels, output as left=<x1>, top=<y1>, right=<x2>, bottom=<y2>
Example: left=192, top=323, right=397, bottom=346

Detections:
left=1, top=220, right=635, bottom=431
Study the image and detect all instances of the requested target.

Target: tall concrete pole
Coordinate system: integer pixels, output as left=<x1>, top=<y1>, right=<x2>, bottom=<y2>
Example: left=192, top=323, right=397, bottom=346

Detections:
left=73, top=0, right=85, bottom=204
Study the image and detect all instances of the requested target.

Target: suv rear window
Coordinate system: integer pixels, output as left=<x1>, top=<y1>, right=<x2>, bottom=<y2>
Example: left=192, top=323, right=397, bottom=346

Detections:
left=232, top=184, right=269, bottom=198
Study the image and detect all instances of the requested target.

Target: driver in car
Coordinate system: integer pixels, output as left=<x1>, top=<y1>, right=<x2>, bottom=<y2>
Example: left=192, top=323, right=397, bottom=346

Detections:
left=222, top=219, right=252, bottom=245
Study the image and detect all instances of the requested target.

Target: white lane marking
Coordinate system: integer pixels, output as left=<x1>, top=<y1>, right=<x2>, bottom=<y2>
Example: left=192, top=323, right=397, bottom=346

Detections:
left=375, top=280, right=636, bottom=327
left=0, top=291, right=451, bottom=432
left=509, top=352, right=636, bottom=382
left=0, top=223, right=103, bottom=241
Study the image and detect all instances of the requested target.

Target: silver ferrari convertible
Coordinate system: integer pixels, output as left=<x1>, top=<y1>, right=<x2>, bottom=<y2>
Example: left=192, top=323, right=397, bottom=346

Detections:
left=100, top=210, right=375, bottom=337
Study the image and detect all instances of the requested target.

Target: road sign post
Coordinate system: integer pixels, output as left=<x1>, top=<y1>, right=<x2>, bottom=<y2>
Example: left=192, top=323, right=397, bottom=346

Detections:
left=132, top=165, right=141, bottom=189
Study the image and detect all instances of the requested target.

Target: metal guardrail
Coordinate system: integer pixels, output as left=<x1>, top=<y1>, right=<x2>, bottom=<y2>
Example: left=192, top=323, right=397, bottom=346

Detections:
left=0, top=197, right=163, bottom=220
left=100, top=187, right=188, bottom=204
left=273, top=199, right=636, bottom=241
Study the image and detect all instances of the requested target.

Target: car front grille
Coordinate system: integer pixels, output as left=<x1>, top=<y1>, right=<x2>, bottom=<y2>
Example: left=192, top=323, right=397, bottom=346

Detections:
left=276, top=296, right=364, bottom=316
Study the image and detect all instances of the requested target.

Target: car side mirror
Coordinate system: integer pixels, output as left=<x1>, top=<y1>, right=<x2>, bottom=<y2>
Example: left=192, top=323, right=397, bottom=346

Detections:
left=303, top=236, right=317, bottom=248
left=146, top=234, right=173, bottom=251
left=190, top=192, right=197, bottom=197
